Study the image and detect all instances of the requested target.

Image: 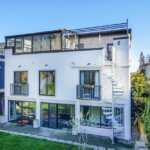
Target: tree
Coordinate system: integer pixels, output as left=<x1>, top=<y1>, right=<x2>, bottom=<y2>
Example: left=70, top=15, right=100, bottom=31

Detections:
left=139, top=52, right=145, bottom=72
left=131, top=72, right=149, bottom=113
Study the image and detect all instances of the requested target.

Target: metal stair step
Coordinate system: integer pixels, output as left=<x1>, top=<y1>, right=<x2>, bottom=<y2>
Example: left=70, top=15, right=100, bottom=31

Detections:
left=103, top=112, right=112, bottom=115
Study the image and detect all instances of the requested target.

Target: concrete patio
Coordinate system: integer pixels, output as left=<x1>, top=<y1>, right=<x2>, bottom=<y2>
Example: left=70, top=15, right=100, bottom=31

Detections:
left=0, top=123, right=134, bottom=150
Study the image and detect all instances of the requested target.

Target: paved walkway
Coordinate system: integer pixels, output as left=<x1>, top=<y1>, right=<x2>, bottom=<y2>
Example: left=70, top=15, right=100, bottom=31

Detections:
left=0, top=123, right=134, bottom=150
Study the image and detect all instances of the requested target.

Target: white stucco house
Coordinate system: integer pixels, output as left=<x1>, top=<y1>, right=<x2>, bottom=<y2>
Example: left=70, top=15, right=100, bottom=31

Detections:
left=4, top=22, right=132, bottom=141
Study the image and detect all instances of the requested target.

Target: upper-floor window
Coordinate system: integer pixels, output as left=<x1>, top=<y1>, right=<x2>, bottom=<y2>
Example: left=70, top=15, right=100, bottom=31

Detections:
left=51, top=34, right=61, bottom=50
left=106, top=44, right=113, bottom=61
left=11, top=71, right=28, bottom=95
left=14, top=71, right=28, bottom=84
left=80, top=70, right=99, bottom=85
left=63, top=35, right=77, bottom=50
left=33, top=34, right=50, bottom=52
left=15, top=37, right=32, bottom=53
left=39, top=71, right=55, bottom=96
left=7, top=38, right=15, bottom=47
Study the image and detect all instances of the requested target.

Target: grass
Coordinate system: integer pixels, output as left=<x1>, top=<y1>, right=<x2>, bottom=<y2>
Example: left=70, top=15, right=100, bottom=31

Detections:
left=0, top=132, right=82, bottom=150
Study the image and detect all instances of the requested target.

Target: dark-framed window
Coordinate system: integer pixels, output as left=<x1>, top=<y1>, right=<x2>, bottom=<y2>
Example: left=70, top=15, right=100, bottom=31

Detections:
left=39, top=71, right=55, bottom=96
left=15, top=37, right=32, bottom=53
left=80, top=106, right=124, bottom=128
left=14, top=71, right=28, bottom=84
left=8, top=100, right=36, bottom=125
left=33, top=34, right=51, bottom=52
left=80, top=70, right=99, bottom=85
left=106, top=43, right=113, bottom=61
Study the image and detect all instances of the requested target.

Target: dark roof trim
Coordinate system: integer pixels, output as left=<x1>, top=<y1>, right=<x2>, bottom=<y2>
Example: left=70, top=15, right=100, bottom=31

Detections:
left=113, top=36, right=129, bottom=40
left=79, top=29, right=131, bottom=37
left=5, top=30, right=62, bottom=39
left=5, top=47, right=104, bottom=55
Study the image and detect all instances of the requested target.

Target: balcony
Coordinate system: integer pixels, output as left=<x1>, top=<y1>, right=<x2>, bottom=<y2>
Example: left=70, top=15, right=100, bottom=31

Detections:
left=77, top=85, right=100, bottom=100
left=10, top=83, right=29, bottom=96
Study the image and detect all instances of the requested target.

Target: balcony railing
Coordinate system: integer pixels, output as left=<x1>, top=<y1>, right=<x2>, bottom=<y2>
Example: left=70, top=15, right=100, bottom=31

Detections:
left=10, top=83, right=29, bottom=96
left=77, top=85, right=100, bottom=100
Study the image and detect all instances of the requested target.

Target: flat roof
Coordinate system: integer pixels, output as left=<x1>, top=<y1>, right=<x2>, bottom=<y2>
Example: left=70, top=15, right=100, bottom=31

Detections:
left=5, top=22, right=131, bottom=38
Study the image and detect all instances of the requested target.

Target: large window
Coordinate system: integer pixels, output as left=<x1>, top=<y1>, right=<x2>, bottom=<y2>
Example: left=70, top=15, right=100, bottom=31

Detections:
left=9, top=101, right=36, bottom=125
left=80, top=106, right=124, bottom=128
left=33, top=34, right=50, bottom=52
left=14, top=71, right=28, bottom=84
left=16, top=38, right=24, bottom=53
left=24, top=36, right=32, bottom=52
left=6, top=38, right=15, bottom=47
left=12, top=71, right=28, bottom=95
left=15, top=37, right=32, bottom=53
left=51, top=34, right=61, bottom=50
left=39, top=71, right=55, bottom=96
left=80, top=70, right=99, bottom=85
left=63, top=35, right=77, bottom=50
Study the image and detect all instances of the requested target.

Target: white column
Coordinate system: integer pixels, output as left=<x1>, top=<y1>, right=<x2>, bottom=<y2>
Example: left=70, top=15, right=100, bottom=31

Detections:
left=36, top=99, right=41, bottom=126
left=4, top=99, right=8, bottom=122
left=75, top=100, right=80, bottom=132
left=124, top=103, right=131, bottom=140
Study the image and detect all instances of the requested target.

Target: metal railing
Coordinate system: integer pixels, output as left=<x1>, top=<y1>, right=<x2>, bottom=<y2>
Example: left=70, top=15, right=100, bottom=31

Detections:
left=10, top=83, right=29, bottom=96
left=77, top=85, right=100, bottom=100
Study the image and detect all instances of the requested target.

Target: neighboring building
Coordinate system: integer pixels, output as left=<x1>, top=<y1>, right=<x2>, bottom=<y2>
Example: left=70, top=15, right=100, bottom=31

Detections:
left=139, top=53, right=150, bottom=83
left=4, top=22, right=132, bottom=141
left=0, top=43, right=5, bottom=115
left=143, top=57, right=150, bottom=83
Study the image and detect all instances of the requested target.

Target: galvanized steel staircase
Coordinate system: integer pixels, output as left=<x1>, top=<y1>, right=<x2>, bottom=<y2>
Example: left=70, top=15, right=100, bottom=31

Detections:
left=101, top=61, right=124, bottom=143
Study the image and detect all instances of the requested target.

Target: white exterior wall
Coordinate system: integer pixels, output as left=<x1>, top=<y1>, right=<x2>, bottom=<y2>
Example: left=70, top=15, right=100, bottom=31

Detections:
left=5, top=36, right=131, bottom=140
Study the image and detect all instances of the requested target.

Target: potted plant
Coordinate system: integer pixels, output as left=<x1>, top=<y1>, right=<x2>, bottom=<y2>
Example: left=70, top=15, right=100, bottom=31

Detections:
left=33, top=119, right=39, bottom=128
left=82, top=84, right=94, bottom=89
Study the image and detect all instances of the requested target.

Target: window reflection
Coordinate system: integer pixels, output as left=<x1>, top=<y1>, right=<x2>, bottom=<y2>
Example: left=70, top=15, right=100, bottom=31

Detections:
left=51, top=34, right=61, bottom=50
left=24, top=37, right=32, bottom=52
left=39, top=71, right=55, bottom=96
left=41, top=34, right=50, bottom=51
left=16, top=38, right=24, bottom=53
left=63, top=35, right=77, bottom=50
left=33, top=35, right=41, bottom=52
left=7, top=38, right=15, bottom=47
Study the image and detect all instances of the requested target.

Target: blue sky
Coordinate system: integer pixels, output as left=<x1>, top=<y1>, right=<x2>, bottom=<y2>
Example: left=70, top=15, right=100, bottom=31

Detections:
left=0, top=0, right=150, bottom=71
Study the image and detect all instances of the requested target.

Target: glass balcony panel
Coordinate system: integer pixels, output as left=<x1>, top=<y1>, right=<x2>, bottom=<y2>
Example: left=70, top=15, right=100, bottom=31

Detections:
left=77, top=85, right=100, bottom=100
left=11, top=83, right=29, bottom=96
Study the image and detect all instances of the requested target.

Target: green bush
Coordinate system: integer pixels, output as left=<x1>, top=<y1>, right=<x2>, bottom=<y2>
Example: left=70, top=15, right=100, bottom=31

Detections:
left=143, top=97, right=150, bottom=139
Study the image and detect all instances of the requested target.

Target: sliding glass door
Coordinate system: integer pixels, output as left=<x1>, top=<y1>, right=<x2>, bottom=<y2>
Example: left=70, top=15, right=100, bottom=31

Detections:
left=41, top=103, right=75, bottom=130
left=49, top=104, right=57, bottom=128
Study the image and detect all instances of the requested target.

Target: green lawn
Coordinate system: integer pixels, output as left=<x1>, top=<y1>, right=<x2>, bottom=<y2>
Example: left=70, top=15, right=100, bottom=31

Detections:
left=0, top=132, right=81, bottom=150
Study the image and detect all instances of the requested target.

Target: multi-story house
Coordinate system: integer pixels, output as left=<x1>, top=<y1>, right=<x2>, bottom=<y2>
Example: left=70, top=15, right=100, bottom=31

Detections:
left=4, top=22, right=131, bottom=141
left=0, top=43, right=5, bottom=115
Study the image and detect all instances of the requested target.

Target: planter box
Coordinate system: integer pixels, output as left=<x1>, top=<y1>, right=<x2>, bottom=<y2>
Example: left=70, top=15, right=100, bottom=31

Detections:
left=0, top=115, right=6, bottom=123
